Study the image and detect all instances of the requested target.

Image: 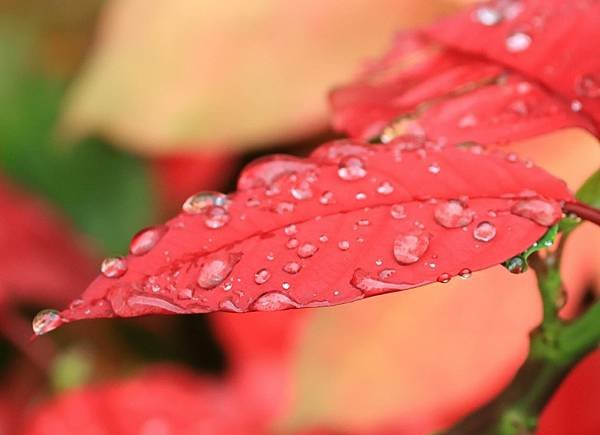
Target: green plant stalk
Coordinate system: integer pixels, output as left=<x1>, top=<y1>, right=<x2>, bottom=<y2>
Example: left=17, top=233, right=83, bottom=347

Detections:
left=441, top=248, right=600, bottom=435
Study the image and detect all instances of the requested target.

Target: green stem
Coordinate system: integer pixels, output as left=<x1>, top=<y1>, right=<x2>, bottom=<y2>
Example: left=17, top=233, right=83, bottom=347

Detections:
left=441, top=251, right=600, bottom=435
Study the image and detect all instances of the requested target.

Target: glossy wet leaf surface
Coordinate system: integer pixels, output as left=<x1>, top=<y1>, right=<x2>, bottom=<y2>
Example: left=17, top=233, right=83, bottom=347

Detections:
left=48, top=139, right=572, bottom=331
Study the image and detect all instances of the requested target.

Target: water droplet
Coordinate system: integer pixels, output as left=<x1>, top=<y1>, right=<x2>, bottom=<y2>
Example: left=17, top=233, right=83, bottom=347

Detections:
left=101, top=256, right=127, bottom=278
left=355, top=192, right=367, bottom=200
left=284, top=224, right=297, bottom=236
left=223, top=282, right=233, bottom=291
left=283, top=262, right=302, bottom=274
left=337, top=156, right=367, bottom=181
left=203, top=206, right=230, bottom=229
left=275, top=201, right=295, bottom=214
left=338, top=240, right=350, bottom=251
left=473, top=221, right=497, bottom=242
left=379, top=268, right=396, bottom=280
left=182, top=192, right=229, bottom=214
left=129, top=225, right=168, bottom=256
left=32, top=309, right=63, bottom=335
left=290, top=181, right=313, bottom=200
left=505, top=256, right=526, bottom=274
left=69, top=299, right=84, bottom=310
left=511, top=199, right=561, bottom=226
left=266, top=252, right=275, bottom=261
left=251, top=292, right=298, bottom=311
left=237, top=155, right=316, bottom=190
left=475, top=6, right=502, bottom=26
left=254, top=268, right=271, bottom=284
left=281, top=282, right=291, bottom=290
left=393, top=229, right=430, bottom=265
left=357, top=219, right=370, bottom=226
left=375, top=259, right=383, bottom=266
left=505, top=152, right=519, bottom=163
left=390, top=204, right=407, bottom=219
left=286, top=238, right=299, bottom=249
left=571, top=99, right=583, bottom=112
left=351, top=269, right=413, bottom=294
left=459, top=114, right=477, bottom=128
left=377, top=181, right=394, bottom=195
left=297, top=243, right=318, bottom=258
left=459, top=268, right=472, bottom=279
left=437, top=273, right=451, bottom=283
left=575, top=73, right=600, bottom=98
left=319, top=234, right=329, bottom=243
left=434, top=201, right=474, bottom=228
left=178, top=288, right=194, bottom=299
left=506, top=31, right=531, bottom=53
left=319, top=191, right=335, bottom=205
left=428, top=162, right=441, bottom=174
left=197, top=255, right=239, bottom=289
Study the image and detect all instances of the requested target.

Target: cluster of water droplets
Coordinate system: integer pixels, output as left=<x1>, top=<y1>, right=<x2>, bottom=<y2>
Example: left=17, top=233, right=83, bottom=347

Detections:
left=182, top=191, right=232, bottom=229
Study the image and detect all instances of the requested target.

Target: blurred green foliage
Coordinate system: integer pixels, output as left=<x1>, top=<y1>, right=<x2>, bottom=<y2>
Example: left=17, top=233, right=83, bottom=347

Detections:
left=0, top=21, right=156, bottom=254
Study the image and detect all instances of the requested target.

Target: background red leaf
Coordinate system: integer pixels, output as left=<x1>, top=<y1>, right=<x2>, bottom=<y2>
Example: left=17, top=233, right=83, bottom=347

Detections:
left=50, top=140, right=572, bottom=331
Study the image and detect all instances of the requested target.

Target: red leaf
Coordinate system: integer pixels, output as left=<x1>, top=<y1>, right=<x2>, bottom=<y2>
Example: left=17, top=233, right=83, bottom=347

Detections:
left=42, top=139, right=572, bottom=332
left=0, top=177, right=95, bottom=308
left=22, top=367, right=265, bottom=435
left=330, top=0, right=600, bottom=143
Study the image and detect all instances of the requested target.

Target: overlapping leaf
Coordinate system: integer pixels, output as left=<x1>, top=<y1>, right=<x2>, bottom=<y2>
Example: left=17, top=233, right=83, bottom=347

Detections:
left=41, top=138, right=572, bottom=333
left=330, top=0, right=600, bottom=143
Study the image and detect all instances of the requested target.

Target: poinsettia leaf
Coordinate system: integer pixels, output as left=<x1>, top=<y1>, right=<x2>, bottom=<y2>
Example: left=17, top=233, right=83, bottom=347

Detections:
left=37, top=139, right=573, bottom=333
left=330, top=0, right=600, bottom=143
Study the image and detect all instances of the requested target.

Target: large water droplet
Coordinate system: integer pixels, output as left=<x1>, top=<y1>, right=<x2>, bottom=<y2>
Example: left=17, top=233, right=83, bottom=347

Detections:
left=351, top=269, right=413, bottom=294
left=459, top=268, right=472, bottom=279
left=254, top=268, right=271, bottom=284
left=337, top=156, right=367, bottom=181
left=506, top=31, right=532, bottom=53
left=575, top=73, right=600, bottom=98
left=130, top=225, right=168, bottom=256
left=473, top=221, right=497, bottom=242
left=297, top=243, right=318, bottom=258
left=237, top=156, right=316, bottom=190
left=32, top=309, right=63, bottom=335
left=251, top=292, right=299, bottom=311
left=283, top=262, right=302, bottom=274
left=197, top=254, right=240, bottom=289
left=393, top=229, right=430, bottom=265
left=101, top=256, right=128, bottom=278
left=434, top=201, right=474, bottom=228
left=182, top=191, right=229, bottom=214
left=511, top=199, right=561, bottom=226
left=436, top=273, right=451, bottom=283
left=204, top=206, right=230, bottom=229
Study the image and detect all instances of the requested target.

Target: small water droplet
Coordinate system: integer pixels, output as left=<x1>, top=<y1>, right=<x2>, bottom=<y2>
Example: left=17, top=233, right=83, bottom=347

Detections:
left=286, top=238, right=299, bottom=249
left=101, top=257, right=127, bottom=278
left=338, top=240, right=350, bottom=251
left=393, top=229, right=430, bottom=265
left=473, top=221, right=497, bottom=242
left=32, top=309, right=63, bottom=335
left=319, top=234, right=329, bottom=243
left=297, top=243, right=318, bottom=258
left=283, top=262, right=302, bottom=274
left=319, top=191, right=335, bottom=205
left=505, top=152, right=519, bottom=163
left=570, top=99, right=583, bottom=112
left=251, top=292, right=298, bottom=311
left=474, top=6, right=502, bottom=26
left=254, top=268, right=272, bottom=284
left=434, top=201, right=474, bottom=228
left=436, top=273, right=451, bottom=283
left=281, top=282, right=291, bottom=290
left=284, top=224, right=297, bottom=236
left=129, top=225, right=168, bottom=256
left=375, top=259, right=383, bottom=266
left=506, top=256, right=526, bottom=274
left=357, top=219, right=370, bottom=226
left=506, top=31, right=531, bottom=53
left=223, top=282, right=233, bottom=291
left=511, top=199, right=561, bottom=226
left=266, top=252, right=275, bottom=261
left=379, top=268, right=396, bottom=280
left=376, top=181, right=394, bottom=195
left=337, top=156, right=367, bottom=181
left=576, top=73, right=600, bottom=98
left=355, top=192, right=367, bottom=200
left=459, top=114, right=477, bottom=128
left=459, top=268, right=472, bottom=279
left=182, top=191, right=229, bottom=214
left=275, top=201, right=295, bottom=214
left=428, top=162, right=441, bottom=174
left=204, top=206, right=230, bottom=229
left=197, top=255, right=239, bottom=289
left=390, top=204, right=407, bottom=219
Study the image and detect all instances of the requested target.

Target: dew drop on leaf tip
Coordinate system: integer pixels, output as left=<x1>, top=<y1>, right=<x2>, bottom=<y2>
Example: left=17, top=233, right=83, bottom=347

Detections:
left=32, top=309, right=63, bottom=336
